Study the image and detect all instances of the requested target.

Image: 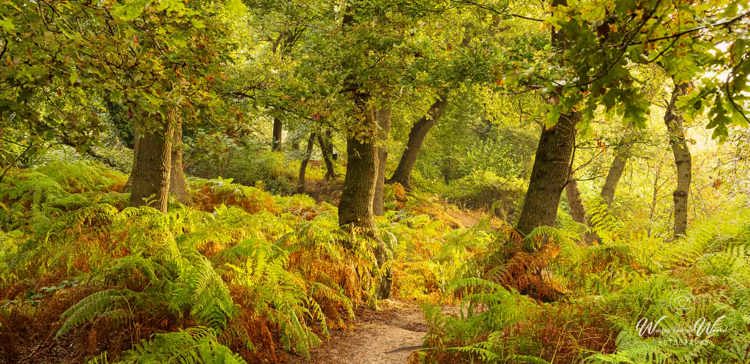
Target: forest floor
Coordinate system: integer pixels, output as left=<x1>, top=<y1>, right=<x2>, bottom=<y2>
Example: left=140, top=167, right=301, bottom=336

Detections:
left=288, top=300, right=440, bottom=364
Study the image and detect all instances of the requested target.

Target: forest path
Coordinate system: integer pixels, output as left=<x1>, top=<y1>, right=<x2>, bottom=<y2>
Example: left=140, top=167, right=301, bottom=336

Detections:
left=288, top=299, right=430, bottom=364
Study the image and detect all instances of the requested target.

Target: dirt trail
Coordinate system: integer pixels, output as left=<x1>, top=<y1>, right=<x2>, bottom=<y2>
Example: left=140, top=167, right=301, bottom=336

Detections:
left=289, top=300, right=430, bottom=364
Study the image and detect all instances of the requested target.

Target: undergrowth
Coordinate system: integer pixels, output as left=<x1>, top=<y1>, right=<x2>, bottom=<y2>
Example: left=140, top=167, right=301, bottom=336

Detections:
left=5, top=161, right=744, bottom=363
left=419, top=205, right=750, bottom=363
left=0, top=161, right=488, bottom=363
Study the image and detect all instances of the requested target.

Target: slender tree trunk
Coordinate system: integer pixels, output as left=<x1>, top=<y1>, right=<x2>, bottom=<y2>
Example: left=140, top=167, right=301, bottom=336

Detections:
left=318, top=130, right=336, bottom=180
left=600, top=144, right=629, bottom=206
left=516, top=112, right=578, bottom=235
left=566, top=177, right=601, bottom=243
left=129, top=120, right=175, bottom=212
left=297, top=133, right=316, bottom=193
left=388, top=97, right=447, bottom=189
left=566, top=178, right=586, bottom=224
left=170, top=116, right=189, bottom=204
left=272, top=117, right=282, bottom=151
left=665, top=82, right=691, bottom=238
left=647, top=162, right=662, bottom=237
left=373, top=108, right=391, bottom=216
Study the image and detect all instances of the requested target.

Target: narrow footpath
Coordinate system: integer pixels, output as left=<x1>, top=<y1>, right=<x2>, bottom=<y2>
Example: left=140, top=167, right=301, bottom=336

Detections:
left=290, top=300, right=430, bottom=364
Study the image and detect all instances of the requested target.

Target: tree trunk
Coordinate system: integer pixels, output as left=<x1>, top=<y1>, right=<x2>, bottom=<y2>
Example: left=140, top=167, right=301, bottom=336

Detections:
left=129, top=120, right=175, bottom=212
left=600, top=144, right=629, bottom=206
left=123, top=137, right=140, bottom=192
left=515, top=0, right=577, bottom=236
left=647, top=162, right=663, bottom=237
left=338, top=107, right=378, bottom=230
left=665, top=82, right=691, bottom=238
left=339, top=7, right=391, bottom=298
left=297, top=132, right=316, bottom=193
left=516, top=112, right=578, bottom=235
left=388, top=97, right=447, bottom=189
left=565, top=179, right=586, bottom=224
left=272, top=117, right=282, bottom=151
left=373, top=108, right=391, bottom=216
left=170, top=116, right=189, bottom=204
left=318, top=130, right=336, bottom=180
left=566, top=177, right=601, bottom=243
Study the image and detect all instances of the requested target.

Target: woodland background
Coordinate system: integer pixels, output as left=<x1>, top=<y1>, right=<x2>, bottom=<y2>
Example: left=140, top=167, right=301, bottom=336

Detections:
left=0, top=0, right=749, bottom=363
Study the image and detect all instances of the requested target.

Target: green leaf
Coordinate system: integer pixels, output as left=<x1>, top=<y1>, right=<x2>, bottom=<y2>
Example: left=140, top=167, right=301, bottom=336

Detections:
left=111, top=0, right=153, bottom=21
left=545, top=105, right=560, bottom=128
left=0, top=17, right=15, bottom=32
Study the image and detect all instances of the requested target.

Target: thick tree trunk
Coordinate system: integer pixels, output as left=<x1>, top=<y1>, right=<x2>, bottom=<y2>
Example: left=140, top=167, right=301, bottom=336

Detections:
left=272, top=117, right=282, bottom=151
left=297, top=133, right=316, bottom=193
left=373, top=108, right=391, bottom=216
left=318, top=130, right=336, bottom=180
left=665, top=83, right=691, bottom=238
left=170, top=117, right=189, bottom=204
left=388, top=97, right=447, bottom=189
left=516, top=112, right=578, bottom=235
left=565, top=178, right=586, bottom=224
left=339, top=7, right=391, bottom=298
left=600, top=144, right=629, bottom=206
left=123, top=137, right=140, bottom=192
left=338, top=107, right=378, bottom=229
left=516, top=0, right=577, bottom=236
left=129, top=120, right=175, bottom=212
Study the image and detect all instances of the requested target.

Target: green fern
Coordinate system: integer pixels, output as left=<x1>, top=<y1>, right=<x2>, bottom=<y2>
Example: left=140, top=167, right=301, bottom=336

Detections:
left=171, top=253, right=237, bottom=330
left=118, top=327, right=246, bottom=364
left=223, top=240, right=323, bottom=357
left=56, top=288, right=136, bottom=338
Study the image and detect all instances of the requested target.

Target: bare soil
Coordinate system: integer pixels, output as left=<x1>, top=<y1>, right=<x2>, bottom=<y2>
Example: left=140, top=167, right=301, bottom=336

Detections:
left=287, top=300, right=430, bottom=364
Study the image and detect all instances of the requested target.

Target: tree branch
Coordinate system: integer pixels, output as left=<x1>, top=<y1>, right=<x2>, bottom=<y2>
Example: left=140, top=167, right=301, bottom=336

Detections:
left=630, top=10, right=750, bottom=45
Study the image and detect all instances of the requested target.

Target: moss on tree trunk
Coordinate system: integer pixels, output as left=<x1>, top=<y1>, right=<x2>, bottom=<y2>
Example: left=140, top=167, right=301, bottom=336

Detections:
left=338, top=113, right=378, bottom=229
left=129, top=120, right=175, bottom=212
left=516, top=112, right=578, bottom=235
left=170, top=116, right=189, bottom=204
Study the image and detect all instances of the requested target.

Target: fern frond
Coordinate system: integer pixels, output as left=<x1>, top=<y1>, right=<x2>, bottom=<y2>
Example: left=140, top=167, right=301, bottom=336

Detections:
left=119, top=327, right=247, bottom=364
left=56, top=288, right=136, bottom=338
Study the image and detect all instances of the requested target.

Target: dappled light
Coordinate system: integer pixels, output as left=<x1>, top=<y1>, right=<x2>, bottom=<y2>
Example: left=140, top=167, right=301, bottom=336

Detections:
left=1, top=0, right=749, bottom=363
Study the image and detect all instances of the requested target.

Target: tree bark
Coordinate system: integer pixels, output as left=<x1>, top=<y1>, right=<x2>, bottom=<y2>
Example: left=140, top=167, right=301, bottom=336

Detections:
left=515, top=0, right=577, bottom=236
left=272, top=117, right=282, bottom=151
left=665, top=82, right=691, bottom=238
left=600, top=144, right=629, bottom=206
left=297, top=132, right=316, bottom=193
left=129, top=120, right=175, bottom=212
left=373, top=108, right=391, bottom=216
left=318, top=130, right=336, bottom=180
left=516, top=112, right=578, bottom=235
left=170, top=116, right=189, bottom=204
left=388, top=97, right=447, bottom=189
left=123, top=137, right=140, bottom=192
left=338, top=105, right=379, bottom=230
left=566, top=177, right=601, bottom=243
left=565, top=178, right=587, bottom=224
left=647, top=162, right=663, bottom=237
